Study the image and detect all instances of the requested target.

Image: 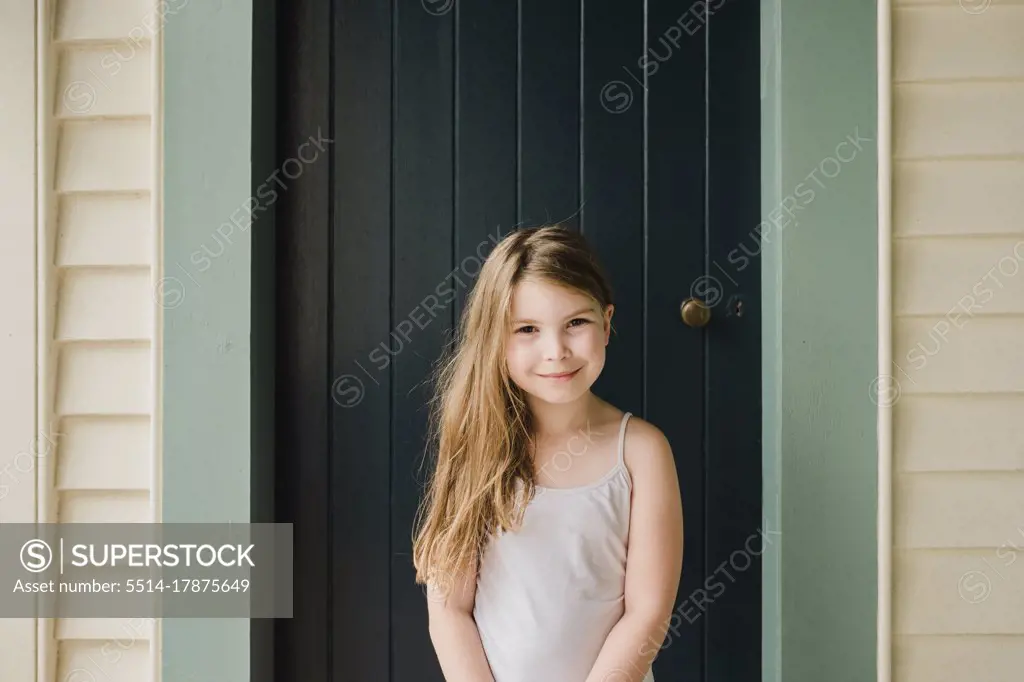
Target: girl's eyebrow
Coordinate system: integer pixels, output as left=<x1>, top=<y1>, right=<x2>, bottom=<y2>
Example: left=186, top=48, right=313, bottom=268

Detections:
left=512, top=307, right=595, bottom=324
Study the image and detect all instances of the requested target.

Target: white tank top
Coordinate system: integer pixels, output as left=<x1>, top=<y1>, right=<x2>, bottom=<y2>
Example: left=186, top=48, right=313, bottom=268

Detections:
left=472, top=412, right=655, bottom=682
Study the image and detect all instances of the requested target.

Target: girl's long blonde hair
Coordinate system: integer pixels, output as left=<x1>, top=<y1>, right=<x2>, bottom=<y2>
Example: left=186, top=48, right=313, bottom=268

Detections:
left=411, top=225, right=614, bottom=588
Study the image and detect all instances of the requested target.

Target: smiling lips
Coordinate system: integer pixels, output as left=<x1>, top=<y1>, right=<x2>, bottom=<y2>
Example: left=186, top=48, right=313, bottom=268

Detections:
left=538, top=368, right=581, bottom=381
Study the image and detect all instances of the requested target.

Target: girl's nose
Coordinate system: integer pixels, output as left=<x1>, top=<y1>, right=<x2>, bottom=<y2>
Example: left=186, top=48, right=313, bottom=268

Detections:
left=542, top=330, right=569, bottom=361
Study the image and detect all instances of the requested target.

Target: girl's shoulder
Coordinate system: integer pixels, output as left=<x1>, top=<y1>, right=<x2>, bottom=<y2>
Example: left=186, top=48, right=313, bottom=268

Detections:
left=619, top=413, right=674, bottom=479
left=590, top=402, right=669, bottom=452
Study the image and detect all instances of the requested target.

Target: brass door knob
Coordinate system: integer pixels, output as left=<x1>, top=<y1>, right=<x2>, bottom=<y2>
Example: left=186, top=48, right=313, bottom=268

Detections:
left=680, top=298, right=712, bottom=328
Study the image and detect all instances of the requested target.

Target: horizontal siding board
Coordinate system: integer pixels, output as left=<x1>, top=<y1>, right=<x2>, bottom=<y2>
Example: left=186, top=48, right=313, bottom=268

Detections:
left=57, top=637, right=150, bottom=682
left=59, top=490, right=150, bottom=523
left=895, top=549, right=1024, bottom=634
left=894, top=635, right=1024, bottom=682
left=56, top=268, right=152, bottom=341
left=56, top=617, right=155, bottom=641
left=894, top=237, right=1024, bottom=315
left=56, top=344, right=152, bottom=415
left=894, top=82, right=1024, bottom=158
left=55, top=0, right=163, bottom=41
left=895, top=395, right=1024, bottom=472
left=896, top=472, right=1024, bottom=547
left=56, top=416, right=150, bottom=490
left=894, top=6, right=1024, bottom=81
left=894, top=160, right=1024, bottom=236
left=894, top=317, right=1024, bottom=392
left=57, top=120, right=151, bottom=193
left=56, top=193, right=152, bottom=266
left=57, top=45, right=152, bottom=118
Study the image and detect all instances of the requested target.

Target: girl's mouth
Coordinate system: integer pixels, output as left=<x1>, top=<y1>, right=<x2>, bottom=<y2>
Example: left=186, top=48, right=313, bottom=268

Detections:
left=538, top=368, right=581, bottom=381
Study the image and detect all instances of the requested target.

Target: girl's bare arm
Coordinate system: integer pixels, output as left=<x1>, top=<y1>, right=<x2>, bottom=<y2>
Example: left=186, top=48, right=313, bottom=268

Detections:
left=426, top=557, right=496, bottom=682
left=585, top=422, right=685, bottom=682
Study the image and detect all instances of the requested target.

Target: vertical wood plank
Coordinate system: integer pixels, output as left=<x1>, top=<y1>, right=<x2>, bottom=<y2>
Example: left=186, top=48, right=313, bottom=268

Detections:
left=275, top=0, right=331, bottom=679
left=520, top=0, right=582, bottom=229
left=390, top=0, right=454, bottom=680
left=706, top=2, right=763, bottom=680
left=645, top=0, right=709, bottom=677
left=454, top=0, right=517, bottom=320
left=331, top=0, right=394, bottom=678
left=583, top=0, right=645, bottom=418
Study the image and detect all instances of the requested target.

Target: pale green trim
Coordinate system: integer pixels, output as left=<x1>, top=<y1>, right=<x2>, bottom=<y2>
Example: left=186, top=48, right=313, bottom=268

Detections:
left=760, top=1, right=784, bottom=679
left=760, top=1, right=878, bottom=681
left=162, top=1, right=253, bottom=681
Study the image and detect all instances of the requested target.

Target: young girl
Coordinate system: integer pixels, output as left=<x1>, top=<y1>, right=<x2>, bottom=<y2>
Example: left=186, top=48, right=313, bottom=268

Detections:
left=412, top=226, right=684, bottom=682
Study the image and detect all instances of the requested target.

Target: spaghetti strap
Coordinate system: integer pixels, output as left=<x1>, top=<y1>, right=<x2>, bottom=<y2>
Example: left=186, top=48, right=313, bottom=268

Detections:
left=617, top=411, right=632, bottom=467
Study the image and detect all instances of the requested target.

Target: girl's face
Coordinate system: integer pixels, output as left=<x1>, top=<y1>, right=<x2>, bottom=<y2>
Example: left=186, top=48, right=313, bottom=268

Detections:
left=505, top=278, right=613, bottom=405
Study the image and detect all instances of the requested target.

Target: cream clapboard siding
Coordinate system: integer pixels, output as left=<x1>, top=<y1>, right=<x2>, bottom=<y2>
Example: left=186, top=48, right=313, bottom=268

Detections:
left=38, top=1, right=160, bottom=682
left=891, top=2, right=1024, bottom=681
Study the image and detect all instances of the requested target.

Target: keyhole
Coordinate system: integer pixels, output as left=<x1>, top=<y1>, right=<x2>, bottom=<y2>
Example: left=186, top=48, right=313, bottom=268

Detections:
left=726, top=295, right=745, bottom=318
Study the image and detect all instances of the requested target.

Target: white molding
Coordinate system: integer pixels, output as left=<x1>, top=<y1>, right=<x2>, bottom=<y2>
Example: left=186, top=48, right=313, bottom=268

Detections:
left=0, top=0, right=40, bottom=678
left=878, top=0, right=894, bottom=680
left=151, top=2, right=164, bottom=681
left=36, top=0, right=59, bottom=680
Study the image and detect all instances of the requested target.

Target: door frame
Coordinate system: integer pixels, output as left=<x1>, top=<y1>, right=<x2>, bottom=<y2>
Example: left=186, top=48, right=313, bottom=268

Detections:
left=271, top=0, right=763, bottom=680
left=158, top=1, right=881, bottom=681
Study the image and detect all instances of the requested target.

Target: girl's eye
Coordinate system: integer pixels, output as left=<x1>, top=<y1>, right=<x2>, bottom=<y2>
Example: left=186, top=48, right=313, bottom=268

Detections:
left=515, top=319, right=589, bottom=334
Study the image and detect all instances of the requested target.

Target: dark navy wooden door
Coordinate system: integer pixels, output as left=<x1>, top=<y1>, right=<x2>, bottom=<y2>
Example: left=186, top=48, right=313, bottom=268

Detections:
left=274, top=0, right=761, bottom=680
